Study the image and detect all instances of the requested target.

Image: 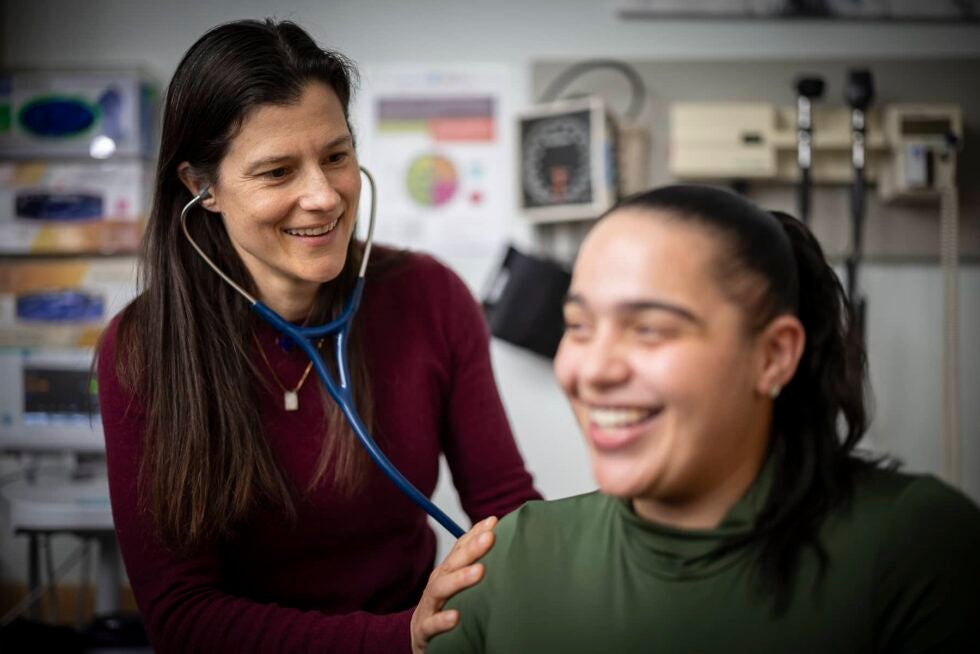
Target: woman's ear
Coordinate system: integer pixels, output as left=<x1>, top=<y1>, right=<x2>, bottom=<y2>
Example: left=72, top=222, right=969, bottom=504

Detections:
left=177, top=162, right=220, bottom=213
left=755, top=314, right=806, bottom=399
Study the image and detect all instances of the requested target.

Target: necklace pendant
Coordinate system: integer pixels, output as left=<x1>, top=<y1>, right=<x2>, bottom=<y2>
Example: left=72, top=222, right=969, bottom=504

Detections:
left=283, top=390, right=299, bottom=412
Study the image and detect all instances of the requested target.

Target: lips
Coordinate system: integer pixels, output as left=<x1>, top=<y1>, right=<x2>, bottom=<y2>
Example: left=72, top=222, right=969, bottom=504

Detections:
left=589, top=406, right=659, bottom=428
left=283, top=216, right=340, bottom=237
left=586, top=405, right=663, bottom=451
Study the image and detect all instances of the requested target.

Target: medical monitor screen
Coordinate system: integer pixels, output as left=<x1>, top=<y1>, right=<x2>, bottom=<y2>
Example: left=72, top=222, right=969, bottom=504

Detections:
left=22, top=366, right=99, bottom=426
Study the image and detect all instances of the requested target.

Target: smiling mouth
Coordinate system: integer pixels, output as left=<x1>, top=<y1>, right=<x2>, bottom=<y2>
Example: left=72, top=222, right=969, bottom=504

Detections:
left=588, top=406, right=663, bottom=429
left=283, top=217, right=340, bottom=237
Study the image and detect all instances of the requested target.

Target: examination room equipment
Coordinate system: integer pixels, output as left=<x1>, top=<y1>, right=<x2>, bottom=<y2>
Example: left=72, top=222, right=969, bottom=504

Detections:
left=844, top=68, right=875, bottom=336
left=794, top=75, right=825, bottom=225
left=504, top=60, right=650, bottom=358
left=482, top=245, right=570, bottom=359
left=667, top=74, right=964, bottom=489
left=517, top=59, right=651, bottom=223
left=180, top=166, right=465, bottom=538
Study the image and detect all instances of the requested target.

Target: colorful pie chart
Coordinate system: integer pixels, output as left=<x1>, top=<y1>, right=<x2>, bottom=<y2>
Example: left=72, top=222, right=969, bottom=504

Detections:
left=406, top=154, right=458, bottom=207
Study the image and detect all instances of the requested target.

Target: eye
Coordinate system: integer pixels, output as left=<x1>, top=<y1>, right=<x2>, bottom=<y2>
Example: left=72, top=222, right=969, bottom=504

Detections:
left=326, top=150, right=350, bottom=165
left=632, top=322, right=676, bottom=343
left=262, top=167, right=291, bottom=179
left=562, top=312, right=593, bottom=339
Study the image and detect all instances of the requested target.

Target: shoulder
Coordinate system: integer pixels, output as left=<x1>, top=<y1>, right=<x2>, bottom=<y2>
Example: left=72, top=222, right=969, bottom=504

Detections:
left=850, top=466, right=980, bottom=534
left=822, top=466, right=980, bottom=586
left=95, top=302, right=145, bottom=419
left=502, top=492, right=609, bottom=528
left=363, top=246, right=484, bottom=339
left=368, top=245, right=466, bottom=292
left=839, top=466, right=980, bottom=555
left=862, top=469, right=980, bottom=605
left=850, top=468, right=980, bottom=648
left=434, top=493, right=607, bottom=652
left=859, top=467, right=980, bottom=555
left=95, top=308, right=128, bottom=386
left=485, top=492, right=610, bottom=563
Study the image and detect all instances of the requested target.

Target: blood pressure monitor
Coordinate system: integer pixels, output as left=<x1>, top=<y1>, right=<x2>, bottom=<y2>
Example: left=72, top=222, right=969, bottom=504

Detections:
left=517, top=96, right=618, bottom=222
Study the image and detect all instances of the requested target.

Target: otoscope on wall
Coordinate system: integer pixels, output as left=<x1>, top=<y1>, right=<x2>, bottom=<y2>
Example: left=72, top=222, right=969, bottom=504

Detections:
left=794, top=75, right=824, bottom=225
left=844, top=69, right=874, bottom=339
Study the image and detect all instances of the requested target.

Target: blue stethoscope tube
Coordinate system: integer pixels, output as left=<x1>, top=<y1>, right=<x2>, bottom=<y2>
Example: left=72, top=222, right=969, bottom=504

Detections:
left=180, top=167, right=465, bottom=538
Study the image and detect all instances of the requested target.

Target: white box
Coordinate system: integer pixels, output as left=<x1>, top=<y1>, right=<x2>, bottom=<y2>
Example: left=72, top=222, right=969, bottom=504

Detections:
left=0, top=160, right=153, bottom=222
left=0, top=257, right=138, bottom=347
left=0, top=70, right=158, bottom=159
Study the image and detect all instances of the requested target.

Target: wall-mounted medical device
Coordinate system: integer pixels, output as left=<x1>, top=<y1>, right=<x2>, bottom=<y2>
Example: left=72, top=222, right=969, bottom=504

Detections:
left=879, top=104, right=963, bottom=202
left=669, top=102, right=892, bottom=185
left=517, top=96, right=618, bottom=222
left=0, top=348, right=104, bottom=453
left=668, top=101, right=961, bottom=201
left=0, top=70, right=157, bottom=159
left=518, top=59, right=652, bottom=223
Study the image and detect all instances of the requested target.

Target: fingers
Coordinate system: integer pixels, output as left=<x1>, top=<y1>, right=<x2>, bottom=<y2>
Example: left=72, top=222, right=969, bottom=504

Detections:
left=439, top=516, right=497, bottom=572
left=410, top=518, right=499, bottom=652
left=417, top=609, right=459, bottom=643
left=427, top=561, right=485, bottom=604
left=417, top=516, right=497, bottom=614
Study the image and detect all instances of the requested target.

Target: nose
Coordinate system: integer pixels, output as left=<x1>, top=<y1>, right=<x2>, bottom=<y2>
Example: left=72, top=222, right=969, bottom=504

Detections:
left=298, top=167, right=342, bottom=214
left=577, top=325, right=630, bottom=390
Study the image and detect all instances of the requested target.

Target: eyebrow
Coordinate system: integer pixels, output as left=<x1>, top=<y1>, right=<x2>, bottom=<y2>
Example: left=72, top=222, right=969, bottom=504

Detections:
left=564, top=292, right=703, bottom=326
left=244, top=135, right=353, bottom=172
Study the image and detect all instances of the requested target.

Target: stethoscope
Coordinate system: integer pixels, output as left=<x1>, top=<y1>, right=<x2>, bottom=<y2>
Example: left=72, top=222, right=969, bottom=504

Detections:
left=180, top=167, right=465, bottom=538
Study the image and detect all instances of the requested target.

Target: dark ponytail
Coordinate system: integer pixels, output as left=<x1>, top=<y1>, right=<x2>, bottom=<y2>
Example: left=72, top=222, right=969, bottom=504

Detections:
left=754, top=211, right=872, bottom=611
left=612, top=186, right=875, bottom=613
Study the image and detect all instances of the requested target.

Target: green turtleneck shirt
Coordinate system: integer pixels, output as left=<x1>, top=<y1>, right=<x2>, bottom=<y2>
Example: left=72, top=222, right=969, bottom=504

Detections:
left=429, top=466, right=980, bottom=653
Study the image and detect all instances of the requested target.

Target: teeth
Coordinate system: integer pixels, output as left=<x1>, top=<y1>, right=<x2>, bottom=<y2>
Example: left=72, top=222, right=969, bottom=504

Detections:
left=589, top=407, right=658, bottom=429
left=284, top=218, right=339, bottom=237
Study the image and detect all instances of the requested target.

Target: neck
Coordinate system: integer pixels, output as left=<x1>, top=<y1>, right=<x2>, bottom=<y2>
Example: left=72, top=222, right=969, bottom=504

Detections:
left=254, top=278, right=318, bottom=322
left=632, top=453, right=765, bottom=529
left=633, top=407, right=772, bottom=530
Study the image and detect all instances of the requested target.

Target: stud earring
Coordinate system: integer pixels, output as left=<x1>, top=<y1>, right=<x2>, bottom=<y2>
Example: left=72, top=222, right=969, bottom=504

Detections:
left=770, top=385, right=781, bottom=399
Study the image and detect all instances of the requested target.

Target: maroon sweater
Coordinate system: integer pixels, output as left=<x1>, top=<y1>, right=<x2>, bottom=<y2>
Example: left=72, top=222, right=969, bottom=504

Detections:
left=98, top=252, right=540, bottom=653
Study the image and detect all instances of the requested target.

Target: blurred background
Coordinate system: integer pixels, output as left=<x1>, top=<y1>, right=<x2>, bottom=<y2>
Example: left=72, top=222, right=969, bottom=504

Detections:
left=1, top=0, right=978, bottom=649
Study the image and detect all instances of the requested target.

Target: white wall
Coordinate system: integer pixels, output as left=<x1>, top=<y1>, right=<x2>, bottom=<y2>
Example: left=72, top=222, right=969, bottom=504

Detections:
left=4, top=0, right=979, bottom=568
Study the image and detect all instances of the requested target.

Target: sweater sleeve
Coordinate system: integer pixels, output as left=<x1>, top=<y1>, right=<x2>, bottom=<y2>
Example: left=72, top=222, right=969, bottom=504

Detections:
left=97, top=317, right=413, bottom=654
left=433, top=263, right=542, bottom=522
left=871, top=475, right=980, bottom=653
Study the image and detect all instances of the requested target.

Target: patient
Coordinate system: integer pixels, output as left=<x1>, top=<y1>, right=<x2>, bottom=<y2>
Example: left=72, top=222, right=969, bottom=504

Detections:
left=429, top=185, right=980, bottom=653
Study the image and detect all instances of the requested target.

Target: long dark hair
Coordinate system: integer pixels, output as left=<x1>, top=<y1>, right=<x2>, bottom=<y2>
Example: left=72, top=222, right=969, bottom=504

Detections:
left=104, top=19, right=377, bottom=550
left=612, top=184, right=873, bottom=611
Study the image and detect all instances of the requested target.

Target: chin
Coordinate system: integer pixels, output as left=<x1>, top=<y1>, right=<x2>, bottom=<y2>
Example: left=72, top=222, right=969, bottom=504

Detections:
left=303, top=262, right=347, bottom=284
left=591, top=458, right=657, bottom=499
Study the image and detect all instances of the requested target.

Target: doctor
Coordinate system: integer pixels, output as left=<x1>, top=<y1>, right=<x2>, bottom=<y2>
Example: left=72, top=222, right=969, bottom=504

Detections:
left=97, top=18, right=539, bottom=653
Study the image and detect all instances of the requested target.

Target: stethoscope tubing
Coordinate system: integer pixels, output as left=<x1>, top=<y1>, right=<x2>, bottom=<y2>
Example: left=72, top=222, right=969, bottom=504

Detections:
left=251, top=294, right=465, bottom=537
left=179, top=167, right=465, bottom=538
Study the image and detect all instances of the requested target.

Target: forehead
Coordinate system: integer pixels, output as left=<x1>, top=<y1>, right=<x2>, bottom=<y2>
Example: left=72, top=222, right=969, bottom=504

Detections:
left=223, top=82, right=349, bottom=161
left=571, top=209, right=728, bottom=309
